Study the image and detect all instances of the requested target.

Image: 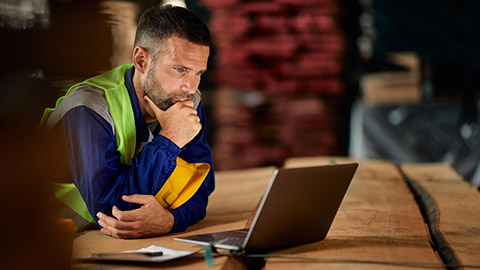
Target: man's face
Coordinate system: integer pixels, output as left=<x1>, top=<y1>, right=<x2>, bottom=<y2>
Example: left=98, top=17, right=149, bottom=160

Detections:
left=143, top=36, right=210, bottom=111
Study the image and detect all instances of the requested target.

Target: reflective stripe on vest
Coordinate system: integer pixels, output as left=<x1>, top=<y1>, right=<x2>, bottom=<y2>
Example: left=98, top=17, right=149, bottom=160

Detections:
left=42, top=63, right=135, bottom=165
left=42, top=63, right=209, bottom=223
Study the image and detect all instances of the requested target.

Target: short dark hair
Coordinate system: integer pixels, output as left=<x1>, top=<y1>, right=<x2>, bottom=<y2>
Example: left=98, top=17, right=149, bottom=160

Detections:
left=134, top=4, right=211, bottom=55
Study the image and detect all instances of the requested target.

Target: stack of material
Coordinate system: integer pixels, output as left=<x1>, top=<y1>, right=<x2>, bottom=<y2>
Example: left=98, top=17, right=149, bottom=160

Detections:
left=202, top=0, right=347, bottom=170
left=361, top=52, right=422, bottom=105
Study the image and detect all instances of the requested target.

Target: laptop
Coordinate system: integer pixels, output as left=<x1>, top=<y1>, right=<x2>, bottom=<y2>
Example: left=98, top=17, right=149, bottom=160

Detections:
left=175, top=163, right=358, bottom=253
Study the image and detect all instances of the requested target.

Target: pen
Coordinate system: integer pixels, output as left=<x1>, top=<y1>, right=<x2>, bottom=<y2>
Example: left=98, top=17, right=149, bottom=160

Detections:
left=91, top=251, right=164, bottom=258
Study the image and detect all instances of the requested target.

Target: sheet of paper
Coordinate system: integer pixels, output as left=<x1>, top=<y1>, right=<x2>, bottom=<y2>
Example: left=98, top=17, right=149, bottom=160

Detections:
left=83, top=245, right=197, bottom=263
left=122, top=245, right=195, bottom=262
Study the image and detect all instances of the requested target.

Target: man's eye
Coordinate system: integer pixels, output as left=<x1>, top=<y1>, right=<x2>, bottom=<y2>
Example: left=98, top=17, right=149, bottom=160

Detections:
left=174, top=67, right=186, bottom=73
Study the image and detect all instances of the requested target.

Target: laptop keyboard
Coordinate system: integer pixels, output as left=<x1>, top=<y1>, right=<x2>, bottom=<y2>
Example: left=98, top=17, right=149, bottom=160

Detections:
left=219, top=236, right=246, bottom=247
left=214, top=229, right=248, bottom=247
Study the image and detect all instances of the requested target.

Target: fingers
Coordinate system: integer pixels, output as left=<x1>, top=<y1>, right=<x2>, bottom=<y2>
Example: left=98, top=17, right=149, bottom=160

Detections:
left=100, top=224, right=140, bottom=239
left=167, top=100, right=196, bottom=116
left=97, top=210, right=135, bottom=229
left=112, top=205, right=139, bottom=222
left=121, top=194, right=154, bottom=205
left=144, top=95, right=195, bottom=111
left=144, top=95, right=157, bottom=108
left=109, top=198, right=149, bottom=224
left=97, top=210, right=142, bottom=239
left=144, top=95, right=164, bottom=115
left=97, top=195, right=154, bottom=227
left=96, top=197, right=174, bottom=239
left=156, top=100, right=201, bottom=148
left=144, top=95, right=153, bottom=104
left=179, top=99, right=195, bottom=108
left=144, top=96, right=198, bottom=128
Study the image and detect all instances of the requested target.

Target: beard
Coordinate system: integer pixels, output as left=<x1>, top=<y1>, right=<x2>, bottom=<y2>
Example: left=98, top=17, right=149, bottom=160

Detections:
left=143, top=66, right=194, bottom=111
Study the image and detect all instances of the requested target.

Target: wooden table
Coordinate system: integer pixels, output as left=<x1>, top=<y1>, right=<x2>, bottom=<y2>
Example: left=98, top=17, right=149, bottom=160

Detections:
left=71, top=157, right=480, bottom=269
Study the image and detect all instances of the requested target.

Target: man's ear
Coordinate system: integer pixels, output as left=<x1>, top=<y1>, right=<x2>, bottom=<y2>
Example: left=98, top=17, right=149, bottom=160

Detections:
left=133, top=46, right=149, bottom=75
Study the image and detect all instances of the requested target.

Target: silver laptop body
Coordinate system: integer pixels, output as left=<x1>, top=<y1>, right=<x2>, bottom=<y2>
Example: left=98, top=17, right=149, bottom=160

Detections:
left=175, top=163, right=358, bottom=253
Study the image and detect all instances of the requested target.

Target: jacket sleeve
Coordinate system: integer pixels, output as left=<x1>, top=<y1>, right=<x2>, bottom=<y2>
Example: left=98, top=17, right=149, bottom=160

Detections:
left=60, top=105, right=181, bottom=223
left=168, top=101, right=215, bottom=232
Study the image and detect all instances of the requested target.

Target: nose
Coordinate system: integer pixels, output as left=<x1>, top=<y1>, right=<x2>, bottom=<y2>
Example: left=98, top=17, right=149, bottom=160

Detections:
left=181, top=74, right=201, bottom=95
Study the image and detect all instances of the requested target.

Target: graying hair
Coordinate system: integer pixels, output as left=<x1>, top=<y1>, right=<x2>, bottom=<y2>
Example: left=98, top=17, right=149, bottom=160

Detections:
left=134, top=4, right=211, bottom=57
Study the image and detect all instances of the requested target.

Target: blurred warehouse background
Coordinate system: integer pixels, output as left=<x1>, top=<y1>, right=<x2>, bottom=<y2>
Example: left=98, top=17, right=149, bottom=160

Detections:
left=1, top=0, right=479, bottom=187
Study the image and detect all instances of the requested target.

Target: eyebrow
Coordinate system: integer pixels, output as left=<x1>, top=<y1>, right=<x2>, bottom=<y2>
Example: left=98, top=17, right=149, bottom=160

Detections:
left=197, top=69, right=207, bottom=75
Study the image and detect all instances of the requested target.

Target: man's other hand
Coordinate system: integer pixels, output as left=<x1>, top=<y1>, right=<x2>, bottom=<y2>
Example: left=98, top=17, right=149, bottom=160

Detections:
left=144, top=95, right=201, bottom=148
left=96, top=194, right=174, bottom=239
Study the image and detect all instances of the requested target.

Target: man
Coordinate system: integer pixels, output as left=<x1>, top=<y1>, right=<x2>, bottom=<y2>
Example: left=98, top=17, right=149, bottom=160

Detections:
left=42, top=5, right=214, bottom=238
